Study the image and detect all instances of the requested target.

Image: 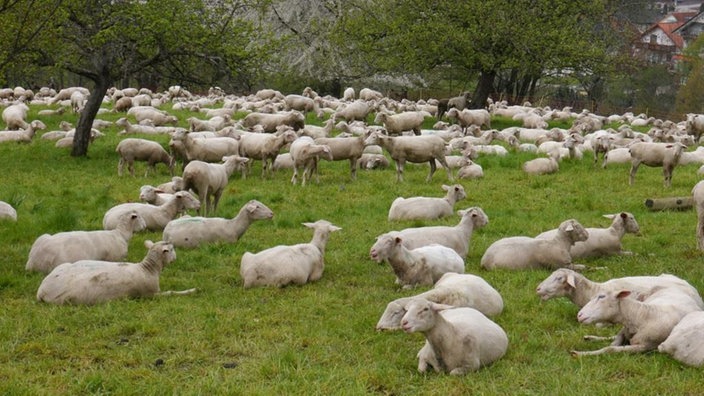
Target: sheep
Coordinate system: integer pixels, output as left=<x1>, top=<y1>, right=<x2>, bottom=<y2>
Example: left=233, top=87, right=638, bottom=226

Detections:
left=37, top=106, right=67, bottom=117
left=314, top=135, right=368, bottom=179
left=113, top=96, right=133, bottom=112
left=399, top=298, right=509, bottom=375
left=156, top=176, right=184, bottom=194
left=187, top=115, right=231, bottom=132
left=127, top=106, right=178, bottom=126
left=571, top=287, right=703, bottom=356
left=0, top=120, right=46, bottom=143
left=369, top=233, right=465, bottom=288
left=170, top=130, right=240, bottom=164
left=601, top=147, right=632, bottom=168
left=301, top=118, right=334, bottom=139
left=522, top=154, right=559, bottom=175
left=26, top=211, right=146, bottom=273
left=628, top=142, right=686, bottom=187
left=273, top=152, right=294, bottom=171
left=115, top=138, right=174, bottom=177
left=237, top=129, right=298, bottom=177
left=332, top=100, right=372, bottom=123
left=387, top=184, right=466, bottom=221
left=658, top=311, right=704, bottom=366
left=357, top=153, right=389, bottom=170
left=679, top=146, right=704, bottom=165
left=364, top=131, right=453, bottom=182
left=374, top=111, right=430, bottom=136
left=376, top=272, right=504, bottom=330
left=535, top=212, right=640, bottom=259
left=1, top=103, right=30, bottom=130
left=36, top=240, right=193, bottom=305
left=481, top=219, right=589, bottom=271
left=0, top=201, right=17, bottom=221
left=384, top=207, right=488, bottom=258
left=289, top=136, right=334, bottom=185
left=241, top=111, right=305, bottom=133
left=181, top=155, right=249, bottom=215
left=70, top=90, right=86, bottom=113
left=284, top=94, right=318, bottom=113
left=685, top=113, right=704, bottom=142
left=240, top=220, right=341, bottom=288
left=139, top=185, right=174, bottom=206
left=457, top=157, right=484, bottom=179
left=359, top=87, right=383, bottom=101
left=162, top=199, right=273, bottom=248
left=102, top=191, right=200, bottom=231
left=115, top=117, right=166, bottom=135
left=693, top=180, right=704, bottom=250
left=446, top=108, right=491, bottom=129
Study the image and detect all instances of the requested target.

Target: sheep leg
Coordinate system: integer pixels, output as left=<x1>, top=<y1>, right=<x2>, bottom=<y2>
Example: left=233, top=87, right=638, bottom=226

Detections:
left=662, top=165, right=672, bottom=188
left=436, top=157, right=454, bottom=182
left=349, top=158, right=357, bottom=180
left=128, top=161, right=135, bottom=177
left=426, top=160, right=437, bottom=182
left=629, top=160, right=641, bottom=185
left=212, top=189, right=223, bottom=214
left=697, top=211, right=704, bottom=250
left=395, top=159, right=405, bottom=182
left=118, top=158, right=125, bottom=176
left=570, top=344, right=649, bottom=356
left=158, top=288, right=198, bottom=296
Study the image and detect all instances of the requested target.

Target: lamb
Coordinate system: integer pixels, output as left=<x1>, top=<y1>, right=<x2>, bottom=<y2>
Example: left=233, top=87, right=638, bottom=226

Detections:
left=102, top=191, right=200, bottom=231
left=364, top=131, right=453, bottom=182
left=658, top=311, right=704, bottom=366
left=26, top=211, right=146, bottom=273
left=387, top=184, right=466, bottom=221
left=162, top=199, right=273, bottom=248
left=369, top=233, right=465, bottom=288
left=342, top=87, right=355, bottom=101
left=446, top=108, right=491, bottom=129
left=241, top=111, right=305, bottom=133
left=693, top=180, right=704, bottom=250
left=181, top=155, right=249, bottom=215
left=240, top=220, right=341, bottom=288
left=0, top=201, right=17, bottom=221
left=289, top=136, right=333, bottom=185
left=36, top=240, right=193, bottom=305
left=535, top=212, right=640, bottom=259
left=115, top=138, right=174, bottom=177
left=481, top=219, right=589, bottom=270
left=399, top=298, right=509, bottom=375
left=0, top=120, right=46, bottom=143
left=522, top=154, right=559, bottom=175
left=1, top=103, right=30, bottom=130
left=571, top=287, right=703, bottom=356
left=139, top=185, right=174, bottom=205
left=628, top=142, right=686, bottom=187
left=237, top=129, right=298, bottom=177
left=376, top=272, right=504, bottom=330
left=314, top=135, right=369, bottom=179
left=374, top=111, right=430, bottom=136
left=357, top=153, right=389, bottom=170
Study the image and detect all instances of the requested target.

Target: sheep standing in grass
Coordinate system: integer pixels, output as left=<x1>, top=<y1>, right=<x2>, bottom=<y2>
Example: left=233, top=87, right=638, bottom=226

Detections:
left=692, top=180, right=704, bottom=250
left=314, top=135, right=368, bottom=180
left=481, top=219, right=589, bottom=270
left=399, top=298, right=508, bottom=375
left=374, top=111, right=430, bottom=136
left=102, top=191, right=200, bottom=231
left=116, top=138, right=174, bottom=177
left=289, top=136, right=333, bottom=185
left=37, top=240, right=192, bottom=305
left=26, top=211, right=146, bottom=273
left=376, top=272, right=504, bottom=330
left=163, top=200, right=273, bottom=248
left=388, top=184, right=466, bottom=221
left=240, top=220, right=341, bottom=288
left=238, top=129, right=298, bottom=178
left=364, top=131, right=453, bottom=182
left=182, top=155, right=249, bottom=215
left=658, top=311, right=704, bottom=366
left=628, top=142, right=686, bottom=187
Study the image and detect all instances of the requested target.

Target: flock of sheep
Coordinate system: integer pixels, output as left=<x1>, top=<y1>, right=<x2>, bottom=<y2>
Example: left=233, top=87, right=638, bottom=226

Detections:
left=3, top=83, right=704, bottom=374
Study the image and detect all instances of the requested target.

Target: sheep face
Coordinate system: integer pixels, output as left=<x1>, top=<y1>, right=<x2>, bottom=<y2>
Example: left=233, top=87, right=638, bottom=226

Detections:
left=559, top=219, right=589, bottom=244
left=376, top=300, right=406, bottom=331
left=577, top=290, right=631, bottom=325
left=535, top=269, right=576, bottom=300
left=400, top=299, right=453, bottom=333
left=369, top=234, right=400, bottom=263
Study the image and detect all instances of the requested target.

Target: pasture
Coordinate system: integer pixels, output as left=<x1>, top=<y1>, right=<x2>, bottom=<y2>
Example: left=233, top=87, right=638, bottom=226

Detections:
left=1, top=103, right=703, bottom=394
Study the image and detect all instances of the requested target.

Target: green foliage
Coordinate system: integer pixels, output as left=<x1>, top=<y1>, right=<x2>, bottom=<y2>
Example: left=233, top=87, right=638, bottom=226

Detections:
left=676, top=34, right=704, bottom=115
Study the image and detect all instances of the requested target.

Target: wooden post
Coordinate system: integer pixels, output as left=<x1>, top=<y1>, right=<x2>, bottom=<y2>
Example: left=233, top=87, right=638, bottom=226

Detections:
left=644, top=197, right=693, bottom=211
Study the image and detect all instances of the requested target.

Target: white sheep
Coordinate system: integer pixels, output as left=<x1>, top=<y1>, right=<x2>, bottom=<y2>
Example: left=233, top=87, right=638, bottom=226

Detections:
left=342, top=87, right=355, bottom=101
left=678, top=146, right=704, bottom=165
left=0, top=120, right=46, bottom=143
left=481, top=219, right=589, bottom=270
left=139, top=185, right=174, bottom=206
left=289, top=136, right=333, bottom=185
left=314, top=135, right=368, bottom=179
left=237, top=129, right=298, bottom=177
left=571, top=287, right=703, bottom=356
left=399, top=298, right=509, bottom=375
left=374, top=111, right=430, bottom=136
left=301, top=118, right=334, bottom=139
left=387, top=184, right=466, bottom=221
left=359, top=88, right=383, bottom=101
left=522, top=154, right=559, bottom=175
left=115, top=117, right=166, bottom=135
left=658, top=311, right=704, bottom=366
left=369, top=231, right=465, bottom=287
left=70, top=90, right=86, bottom=113
left=693, top=180, right=704, bottom=250
left=535, top=212, right=640, bottom=259
left=187, top=115, right=231, bottom=132
left=0, top=201, right=17, bottom=221
left=37, top=240, right=193, bottom=305
left=457, top=157, right=484, bottom=179
left=169, top=129, right=240, bottom=164
left=376, top=272, right=504, bottom=330
left=446, top=108, right=491, bottom=129
left=332, top=100, right=372, bottom=123
left=357, top=153, right=389, bottom=170
left=157, top=176, right=184, bottom=193
left=685, top=113, right=704, bottom=142
left=629, top=142, right=686, bottom=187
left=601, top=147, right=632, bottom=168
left=240, top=220, right=341, bottom=288
left=163, top=199, right=273, bottom=248
left=364, top=131, right=453, bottom=182
left=115, top=138, right=174, bottom=177
left=26, top=211, right=146, bottom=273
left=1, top=103, right=30, bottom=130
left=102, top=191, right=200, bottom=231
left=127, top=106, right=178, bottom=126
left=182, top=155, right=249, bottom=215
left=241, top=111, right=305, bottom=133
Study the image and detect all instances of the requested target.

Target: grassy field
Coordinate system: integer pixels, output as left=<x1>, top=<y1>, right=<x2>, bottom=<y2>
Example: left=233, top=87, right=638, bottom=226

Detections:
left=1, top=103, right=703, bottom=395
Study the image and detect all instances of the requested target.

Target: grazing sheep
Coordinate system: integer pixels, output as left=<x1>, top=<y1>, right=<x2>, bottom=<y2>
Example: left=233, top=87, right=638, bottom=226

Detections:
left=0, top=120, right=46, bottom=143
left=115, top=117, right=168, bottom=135
left=399, top=298, right=509, bottom=375
left=102, top=191, right=200, bottom=231
left=692, top=180, right=704, bottom=250
left=359, top=87, right=383, bottom=101
left=37, top=240, right=192, bottom=305
left=163, top=199, right=273, bottom=248
left=628, top=142, right=686, bottom=187
left=238, top=129, right=298, bottom=178
left=658, top=311, right=704, bottom=366
left=446, top=108, right=491, bottom=129
left=289, top=136, right=333, bottom=185
left=601, top=147, right=632, bottom=168
left=116, top=138, right=174, bottom=177
left=0, top=201, right=17, bottom=221
left=369, top=234, right=465, bottom=288
left=70, top=90, right=86, bottom=113
left=536, top=212, right=640, bottom=259
left=522, top=154, right=559, bottom=175
left=182, top=155, right=249, bottom=215
left=364, top=131, right=453, bottom=182
left=314, top=135, right=368, bottom=179
left=1, top=103, right=30, bottom=130
left=301, top=118, right=334, bottom=139
left=169, top=129, right=240, bottom=164
left=376, top=272, right=504, bottom=330
left=481, top=219, right=589, bottom=270
left=240, top=220, right=341, bottom=288
left=374, top=111, right=430, bottom=136
left=332, top=100, right=372, bottom=123
left=241, top=111, right=305, bottom=133
left=26, top=211, right=146, bottom=273
left=388, top=184, right=466, bottom=221
left=571, top=287, right=703, bottom=356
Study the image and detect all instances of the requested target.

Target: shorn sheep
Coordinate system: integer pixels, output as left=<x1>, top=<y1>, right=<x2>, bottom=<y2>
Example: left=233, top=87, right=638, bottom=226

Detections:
left=364, top=131, right=453, bottom=182
left=628, top=142, right=686, bottom=187
left=162, top=200, right=273, bottom=248
left=102, top=191, right=200, bottom=231
left=116, top=138, right=174, bottom=177
left=289, top=136, right=333, bottom=185
left=37, top=240, right=195, bottom=305
left=0, top=120, right=46, bottom=143
left=376, top=272, right=504, bottom=330
left=692, top=180, right=704, bottom=250
left=0, top=201, right=17, bottom=221
left=182, top=155, right=249, bottom=215
left=387, top=184, right=466, bottom=221
left=374, top=111, right=430, bottom=136
left=26, top=211, right=146, bottom=273
left=481, top=219, right=589, bottom=270
left=658, top=311, right=704, bottom=366
left=240, top=220, right=341, bottom=288
left=369, top=234, right=465, bottom=288
left=399, top=298, right=509, bottom=375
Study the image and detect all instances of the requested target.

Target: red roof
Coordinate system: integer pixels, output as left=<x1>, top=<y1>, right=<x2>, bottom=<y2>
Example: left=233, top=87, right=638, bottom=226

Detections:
left=641, top=11, right=698, bottom=49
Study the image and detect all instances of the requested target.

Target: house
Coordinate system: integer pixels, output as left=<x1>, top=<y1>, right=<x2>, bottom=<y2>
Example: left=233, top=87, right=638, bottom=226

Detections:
left=673, top=10, right=704, bottom=49
left=632, top=11, right=698, bottom=66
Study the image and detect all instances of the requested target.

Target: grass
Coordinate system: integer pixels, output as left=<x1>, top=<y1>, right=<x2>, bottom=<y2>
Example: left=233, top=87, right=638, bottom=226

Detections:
left=1, top=104, right=703, bottom=395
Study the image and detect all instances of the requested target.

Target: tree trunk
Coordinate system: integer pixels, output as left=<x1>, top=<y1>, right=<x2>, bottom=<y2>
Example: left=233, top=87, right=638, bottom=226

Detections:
left=71, top=76, right=110, bottom=157
left=471, top=70, right=496, bottom=109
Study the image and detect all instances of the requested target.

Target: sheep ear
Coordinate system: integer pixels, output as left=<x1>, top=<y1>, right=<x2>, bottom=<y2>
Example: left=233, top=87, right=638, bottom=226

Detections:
left=566, top=274, right=576, bottom=289
left=616, top=290, right=632, bottom=299
left=394, top=236, right=403, bottom=245
left=441, top=184, right=450, bottom=191
left=429, top=302, right=454, bottom=312
left=602, top=214, right=615, bottom=219
left=620, top=212, right=627, bottom=219
left=144, top=240, right=154, bottom=249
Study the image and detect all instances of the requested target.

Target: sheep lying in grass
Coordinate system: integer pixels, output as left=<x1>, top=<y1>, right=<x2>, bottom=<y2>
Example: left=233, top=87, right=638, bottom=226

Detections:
left=116, top=138, right=174, bottom=177
left=376, top=272, right=503, bottom=330
left=481, top=219, right=589, bottom=270
left=182, top=155, right=249, bottom=215
left=369, top=234, right=465, bottom=288
left=26, top=211, right=146, bottom=273
left=102, top=191, right=200, bottom=231
left=658, top=311, right=704, bottom=366
left=535, top=212, right=640, bottom=259
left=0, top=201, right=17, bottom=221
left=1, top=103, right=30, bottom=130
left=240, top=220, right=341, bottom=288
left=387, top=184, right=466, bottom=221
left=0, top=120, right=46, bottom=143
left=139, top=185, right=174, bottom=206
left=163, top=200, right=273, bottom=248
left=628, top=142, right=686, bottom=187
left=400, top=298, right=509, bottom=375
left=522, top=154, right=559, bottom=175
left=37, top=240, right=195, bottom=305
left=157, top=176, right=184, bottom=193
left=357, top=153, right=389, bottom=170
left=571, top=287, right=703, bottom=356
